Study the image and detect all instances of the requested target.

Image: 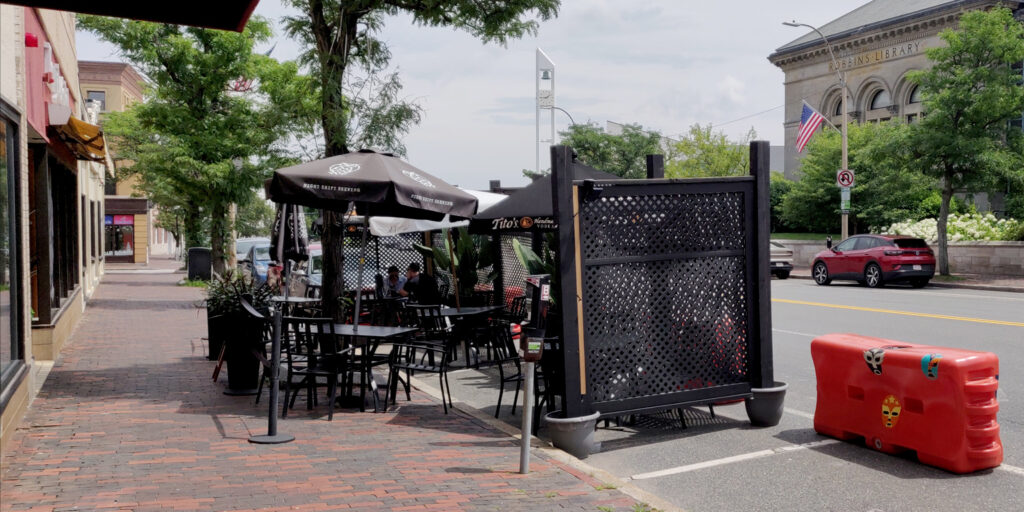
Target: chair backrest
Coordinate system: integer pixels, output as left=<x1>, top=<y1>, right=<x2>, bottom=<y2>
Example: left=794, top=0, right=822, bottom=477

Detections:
left=509, top=295, right=527, bottom=322
left=409, top=304, right=447, bottom=336
left=285, top=316, right=340, bottom=367
left=489, top=319, right=520, bottom=362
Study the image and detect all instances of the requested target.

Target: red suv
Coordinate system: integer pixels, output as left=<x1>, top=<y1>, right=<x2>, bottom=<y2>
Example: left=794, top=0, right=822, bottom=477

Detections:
left=811, top=235, right=935, bottom=288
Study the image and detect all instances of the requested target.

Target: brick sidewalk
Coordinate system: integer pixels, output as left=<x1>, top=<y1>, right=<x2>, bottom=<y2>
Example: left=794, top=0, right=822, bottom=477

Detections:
left=0, top=272, right=643, bottom=512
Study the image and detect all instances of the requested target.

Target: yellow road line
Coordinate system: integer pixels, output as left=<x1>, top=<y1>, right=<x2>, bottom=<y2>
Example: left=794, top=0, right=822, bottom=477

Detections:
left=772, top=298, right=1024, bottom=328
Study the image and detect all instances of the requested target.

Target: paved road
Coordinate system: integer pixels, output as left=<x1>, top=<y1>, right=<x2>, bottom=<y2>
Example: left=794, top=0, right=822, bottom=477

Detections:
left=580, top=279, right=1024, bottom=512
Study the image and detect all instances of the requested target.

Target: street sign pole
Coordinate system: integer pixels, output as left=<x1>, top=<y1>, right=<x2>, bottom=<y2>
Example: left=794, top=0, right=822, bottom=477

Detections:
left=836, top=170, right=855, bottom=239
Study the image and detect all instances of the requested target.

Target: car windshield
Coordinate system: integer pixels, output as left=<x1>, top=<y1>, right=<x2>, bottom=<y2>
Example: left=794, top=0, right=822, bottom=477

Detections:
left=894, top=239, right=928, bottom=248
left=253, top=245, right=271, bottom=261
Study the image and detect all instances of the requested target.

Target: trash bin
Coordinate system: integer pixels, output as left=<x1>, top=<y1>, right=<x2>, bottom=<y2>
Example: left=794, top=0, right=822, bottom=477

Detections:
left=188, top=247, right=212, bottom=281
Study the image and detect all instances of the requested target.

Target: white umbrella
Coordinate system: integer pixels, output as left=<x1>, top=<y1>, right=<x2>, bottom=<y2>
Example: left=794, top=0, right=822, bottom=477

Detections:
left=368, top=190, right=507, bottom=237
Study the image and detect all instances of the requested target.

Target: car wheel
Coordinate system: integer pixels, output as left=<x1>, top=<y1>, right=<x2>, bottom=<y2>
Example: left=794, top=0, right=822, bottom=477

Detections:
left=910, top=277, right=929, bottom=288
left=813, top=262, right=831, bottom=285
left=777, top=271, right=790, bottom=280
left=864, top=263, right=884, bottom=288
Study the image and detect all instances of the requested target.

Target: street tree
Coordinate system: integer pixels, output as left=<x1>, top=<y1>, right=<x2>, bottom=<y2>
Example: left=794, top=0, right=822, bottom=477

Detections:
left=282, top=0, right=559, bottom=320
left=666, top=124, right=755, bottom=178
left=907, top=7, right=1024, bottom=274
left=80, top=16, right=302, bottom=274
left=557, top=122, right=664, bottom=178
left=782, top=121, right=936, bottom=233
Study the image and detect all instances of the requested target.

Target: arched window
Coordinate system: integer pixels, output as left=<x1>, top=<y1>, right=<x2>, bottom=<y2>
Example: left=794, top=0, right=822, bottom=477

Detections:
left=870, top=90, right=891, bottom=110
left=908, top=85, right=921, bottom=104
left=834, top=100, right=843, bottom=116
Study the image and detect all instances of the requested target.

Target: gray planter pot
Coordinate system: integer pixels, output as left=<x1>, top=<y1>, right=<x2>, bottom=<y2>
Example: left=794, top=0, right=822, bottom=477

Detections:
left=544, top=410, right=601, bottom=459
left=745, top=381, right=788, bottom=427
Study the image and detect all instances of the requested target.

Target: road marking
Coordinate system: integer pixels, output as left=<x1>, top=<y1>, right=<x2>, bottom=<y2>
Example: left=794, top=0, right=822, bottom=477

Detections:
left=785, top=407, right=816, bottom=420
left=908, top=289, right=1024, bottom=302
left=631, top=439, right=840, bottom=480
left=773, top=328, right=818, bottom=338
left=997, top=464, right=1024, bottom=477
left=772, top=299, right=1024, bottom=328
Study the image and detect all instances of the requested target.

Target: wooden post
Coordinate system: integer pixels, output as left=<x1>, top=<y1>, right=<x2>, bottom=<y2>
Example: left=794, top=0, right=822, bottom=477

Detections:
left=551, top=145, right=590, bottom=418
left=645, top=154, right=664, bottom=179
left=750, top=141, right=774, bottom=388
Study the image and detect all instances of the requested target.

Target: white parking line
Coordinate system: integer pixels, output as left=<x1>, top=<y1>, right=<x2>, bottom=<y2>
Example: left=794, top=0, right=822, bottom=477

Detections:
left=630, top=439, right=840, bottom=480
left=997, top=464, right=1024, bottom=477
left=785, top=407, right=816, bottom=420
left=772, top=328, right=818, bottom=338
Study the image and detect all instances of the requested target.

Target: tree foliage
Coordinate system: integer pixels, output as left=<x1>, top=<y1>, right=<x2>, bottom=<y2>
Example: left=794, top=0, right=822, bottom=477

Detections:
left=81, top=15, right=302, bottom=273
left=557, top=122, right=663, bottom=178
left=906, top=7, right=1024, bottom=274
left=666, top=124, right=755, bottom=178
left=782, top=121, right=937, bottom=233
left=283, top=0, right=560, bottom=320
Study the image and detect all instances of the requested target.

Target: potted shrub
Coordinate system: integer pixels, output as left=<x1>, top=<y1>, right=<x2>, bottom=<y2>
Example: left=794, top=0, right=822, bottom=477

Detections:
left=414, top=227, right=499, bottom=304
left=205, top=270, right=272, bottom=395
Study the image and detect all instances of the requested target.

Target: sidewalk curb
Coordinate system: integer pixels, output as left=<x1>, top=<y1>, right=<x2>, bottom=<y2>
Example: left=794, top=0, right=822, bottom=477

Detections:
left=788, top=272, right=1024, bottom=294
left=408, top=375, right=684, bottom=512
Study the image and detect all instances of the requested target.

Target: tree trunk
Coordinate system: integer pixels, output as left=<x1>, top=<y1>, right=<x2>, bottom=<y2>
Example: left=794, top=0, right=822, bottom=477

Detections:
left=936, top=175, right=954, bottom=276
left=210, top=201, right=229, bottom=276
left=321, top=209, right=348, bottom=322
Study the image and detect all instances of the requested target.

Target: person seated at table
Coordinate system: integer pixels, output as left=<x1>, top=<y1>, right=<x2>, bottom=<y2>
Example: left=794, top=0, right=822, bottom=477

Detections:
left=384, top=265, right=407, bottom=297
left=399, top=262, right=441, bottom=304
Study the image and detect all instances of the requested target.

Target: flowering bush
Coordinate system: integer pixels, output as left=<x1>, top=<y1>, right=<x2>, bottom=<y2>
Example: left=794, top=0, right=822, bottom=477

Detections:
left=881, top=213, right=1024, bottom=242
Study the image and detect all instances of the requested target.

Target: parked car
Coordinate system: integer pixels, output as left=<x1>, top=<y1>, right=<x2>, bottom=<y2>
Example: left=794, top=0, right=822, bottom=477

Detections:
left=770, top=241, right=794, bottom=279
left=235, top=236, right=269, bottom=263
left=811, top=234, right=935, bottom=288
left=239, top=242, right=274, bottom=285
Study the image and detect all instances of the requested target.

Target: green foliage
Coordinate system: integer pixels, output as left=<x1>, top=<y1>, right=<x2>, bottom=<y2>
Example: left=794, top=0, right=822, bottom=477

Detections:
left=907, top=7, right=1024, bottom=273
left=769, top=172, right=794, bottom=233
left=413, top=228, right=497, bottom=297
left=80, top=15, right=304, bottom=273
left=180, top=279, right=209, bottom=288
left=204, top=269, right=272, bottom=317
left=235, top=198, right=275, bottom=238
left=666, top=124, right=754, bottom=178
left=558, top=123, right=663, bottom=178
left=782, top=121, right=934, bottom=232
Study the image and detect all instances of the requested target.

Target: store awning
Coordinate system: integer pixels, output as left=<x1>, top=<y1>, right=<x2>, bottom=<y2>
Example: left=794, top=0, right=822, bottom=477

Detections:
left=6, top=0, right=260, bottom=32
left=54, top=116, right=106, bottom=162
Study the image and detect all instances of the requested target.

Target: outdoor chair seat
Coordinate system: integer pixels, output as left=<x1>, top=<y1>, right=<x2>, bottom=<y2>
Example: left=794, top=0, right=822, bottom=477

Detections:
left=386, top=342, right=452, bottom=413
left=281, top=317, right=353, bottom=421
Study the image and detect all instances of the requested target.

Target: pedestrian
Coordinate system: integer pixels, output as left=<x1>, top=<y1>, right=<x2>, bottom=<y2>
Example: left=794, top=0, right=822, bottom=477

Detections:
left=399, top=262, right=441, bottom=304
left=384, top=265, right=407, bottom=297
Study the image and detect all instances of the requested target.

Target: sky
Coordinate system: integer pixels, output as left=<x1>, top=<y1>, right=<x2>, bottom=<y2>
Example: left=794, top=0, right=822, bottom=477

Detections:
left=75, top=0, right=869, bottom=190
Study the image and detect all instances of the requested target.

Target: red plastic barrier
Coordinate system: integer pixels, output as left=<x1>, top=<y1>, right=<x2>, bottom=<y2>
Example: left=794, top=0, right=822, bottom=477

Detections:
left=811, top=333, right=1001, bottom=474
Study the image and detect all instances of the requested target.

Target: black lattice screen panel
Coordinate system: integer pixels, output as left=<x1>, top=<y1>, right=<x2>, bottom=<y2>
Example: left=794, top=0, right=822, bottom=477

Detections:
left=339, top=232, right=424, bottom=290
left=499, top=234, right=533, bottom=302
left=577, top=184, right=757, bottom=414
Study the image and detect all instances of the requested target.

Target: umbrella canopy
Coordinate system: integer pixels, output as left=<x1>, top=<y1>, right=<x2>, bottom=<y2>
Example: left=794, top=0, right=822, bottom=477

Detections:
left=268, top=149, right=478, bottom=220
left=270, top=203, right=309, bottom=264
left=468, top=163, right=619, bottom=233
left=368, top=189, right=507, bottom=237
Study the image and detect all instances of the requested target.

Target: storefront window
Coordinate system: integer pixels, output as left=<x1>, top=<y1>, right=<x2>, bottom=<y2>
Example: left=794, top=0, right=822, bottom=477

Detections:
left=105, top=215, right=135, bottom=257
left=1, top=102, right=22, bottom=388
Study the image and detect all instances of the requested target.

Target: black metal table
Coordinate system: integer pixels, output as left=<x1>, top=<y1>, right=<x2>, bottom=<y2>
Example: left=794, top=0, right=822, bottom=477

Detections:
left=269, top=296, right=321, bottom=315
left=438, top=306, right=505, bottom=367
left=331, top=324, right=419, bottom=411
left=439, top=305, right=505, bottom=318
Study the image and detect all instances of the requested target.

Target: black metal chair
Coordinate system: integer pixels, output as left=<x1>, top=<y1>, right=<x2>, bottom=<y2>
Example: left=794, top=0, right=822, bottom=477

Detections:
left=489, top=320, right=523, bottom=418
left=282, top=317, right=352, bottom=421
left=504, top=295, right=528, bottom=324
left=385, top=342, right=453, bottom=413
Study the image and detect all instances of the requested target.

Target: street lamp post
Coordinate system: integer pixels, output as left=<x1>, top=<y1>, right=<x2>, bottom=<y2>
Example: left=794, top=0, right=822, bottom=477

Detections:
left=784, top=21, right=850, bottom=240
left=536, top=48, right=555, bottom=175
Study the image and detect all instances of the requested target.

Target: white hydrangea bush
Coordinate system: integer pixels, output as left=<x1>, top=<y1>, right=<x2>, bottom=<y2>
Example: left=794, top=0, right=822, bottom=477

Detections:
left=881, top=213, right=1023, bottom=242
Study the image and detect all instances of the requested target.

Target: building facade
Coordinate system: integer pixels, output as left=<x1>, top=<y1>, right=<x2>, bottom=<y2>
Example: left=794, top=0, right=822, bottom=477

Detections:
left=769, top=0, right=1024, bottom=182
left=0, top=6, right=109, bottom=452
left=79, top=61, right=179, bottom=263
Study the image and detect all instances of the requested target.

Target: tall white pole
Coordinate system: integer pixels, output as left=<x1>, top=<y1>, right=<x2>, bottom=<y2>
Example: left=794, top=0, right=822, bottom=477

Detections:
left=536, top=50, right=541, bottom=176
left=536, top=49, right=555, bottom=175
left=841, top=72, right=849, bottom=240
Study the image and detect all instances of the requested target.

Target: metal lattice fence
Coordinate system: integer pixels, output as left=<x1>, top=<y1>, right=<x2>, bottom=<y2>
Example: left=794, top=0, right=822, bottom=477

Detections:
left=576, top=182, right=760, bottom=415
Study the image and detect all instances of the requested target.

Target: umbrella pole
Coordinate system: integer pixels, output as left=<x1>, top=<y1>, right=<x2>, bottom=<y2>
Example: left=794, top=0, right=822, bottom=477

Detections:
left=353, top=216, right=369, bottom=334
left=447, top=229, right=461, bottom=311
left=251, top=204, right=294, bottom=445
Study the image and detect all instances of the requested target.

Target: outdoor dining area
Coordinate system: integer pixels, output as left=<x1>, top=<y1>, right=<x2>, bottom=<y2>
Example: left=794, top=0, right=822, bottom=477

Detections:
left=211, top=142, right=785, bottom=457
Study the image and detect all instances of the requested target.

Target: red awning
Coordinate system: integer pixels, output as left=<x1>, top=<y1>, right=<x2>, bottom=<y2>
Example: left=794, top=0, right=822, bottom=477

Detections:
left=9, top=0, right=260, bottom=32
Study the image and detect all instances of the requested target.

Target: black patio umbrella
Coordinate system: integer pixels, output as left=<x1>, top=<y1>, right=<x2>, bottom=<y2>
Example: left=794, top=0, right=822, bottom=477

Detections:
left=468, top=163, right=618, bottom=234
left=268, top=149, right=479, bottom=327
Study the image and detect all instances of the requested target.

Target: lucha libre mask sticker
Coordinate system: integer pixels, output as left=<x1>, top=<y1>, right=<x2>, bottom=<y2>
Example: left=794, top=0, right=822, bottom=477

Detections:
left=882, top=395, right=902, bottom=428
left=864, top=348, right=885, bottom=375
left=921, top=353, right=942, bottom=380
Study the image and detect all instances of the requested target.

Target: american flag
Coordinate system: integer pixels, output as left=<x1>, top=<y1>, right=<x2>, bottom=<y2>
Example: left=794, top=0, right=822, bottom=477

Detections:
left=796, top=102, right=826, bottom=152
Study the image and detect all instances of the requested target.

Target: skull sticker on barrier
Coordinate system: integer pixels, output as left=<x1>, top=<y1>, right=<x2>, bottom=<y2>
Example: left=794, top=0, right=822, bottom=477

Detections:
left=882, top=395, right=902, bottom=428
left=864, top=348, right=885, bottom=375
left=921, top=353, right=943, bottom=380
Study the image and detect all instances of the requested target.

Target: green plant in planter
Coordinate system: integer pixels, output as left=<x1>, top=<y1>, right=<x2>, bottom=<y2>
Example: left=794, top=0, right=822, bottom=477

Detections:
left=205, top=269, right=273, bottom=316
left=414, top=227, right=498, bottom=298
left=511, top=233, right=559, bottom=307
